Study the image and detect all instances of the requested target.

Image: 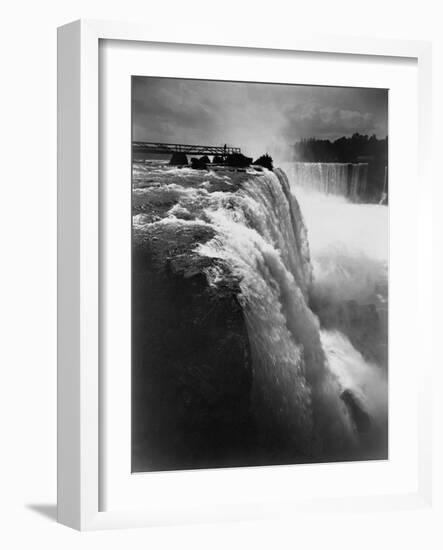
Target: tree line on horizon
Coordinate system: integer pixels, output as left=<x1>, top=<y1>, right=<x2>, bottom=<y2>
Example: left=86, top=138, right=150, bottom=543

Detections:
left=293, top=133, right=388, bottom=164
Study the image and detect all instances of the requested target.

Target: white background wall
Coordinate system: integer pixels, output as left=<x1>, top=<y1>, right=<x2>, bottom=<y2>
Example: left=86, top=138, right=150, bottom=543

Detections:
left=0, top=1, right=441, bottom=548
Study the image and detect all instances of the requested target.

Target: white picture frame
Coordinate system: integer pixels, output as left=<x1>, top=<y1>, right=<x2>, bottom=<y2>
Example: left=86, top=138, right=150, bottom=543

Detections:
left=57, top=19, right=433, bottom=531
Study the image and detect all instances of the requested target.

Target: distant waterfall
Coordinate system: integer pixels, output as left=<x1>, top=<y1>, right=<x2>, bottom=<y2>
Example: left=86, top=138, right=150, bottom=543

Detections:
left=289, top=162, right=368, bottom=201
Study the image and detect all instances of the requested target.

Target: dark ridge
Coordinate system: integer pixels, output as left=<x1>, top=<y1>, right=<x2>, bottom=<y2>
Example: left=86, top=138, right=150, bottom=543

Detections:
left=132, top=229, right=257, bottom=472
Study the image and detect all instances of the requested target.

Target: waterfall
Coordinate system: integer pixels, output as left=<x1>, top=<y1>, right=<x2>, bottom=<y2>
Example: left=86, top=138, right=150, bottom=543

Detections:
left=287, top=162, right=368, bottom=201
left=197, top=169, right=356, bottom=458
left=133, top=163, right=387, bottom=462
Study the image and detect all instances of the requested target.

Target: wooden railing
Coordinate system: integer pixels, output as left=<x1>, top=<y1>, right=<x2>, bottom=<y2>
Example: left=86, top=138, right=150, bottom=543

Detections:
left=132, top=141, right=241, bottom=156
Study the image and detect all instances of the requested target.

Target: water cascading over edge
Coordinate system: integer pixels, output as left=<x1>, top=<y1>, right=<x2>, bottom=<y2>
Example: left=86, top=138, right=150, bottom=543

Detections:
left=288, top=162, right=368, bottom=201
left=197, top=168, right=356, bottom=459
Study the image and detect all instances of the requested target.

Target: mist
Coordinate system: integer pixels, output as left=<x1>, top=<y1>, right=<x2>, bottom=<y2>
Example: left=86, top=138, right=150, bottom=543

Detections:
left=132, top=77, right=388, bottom=161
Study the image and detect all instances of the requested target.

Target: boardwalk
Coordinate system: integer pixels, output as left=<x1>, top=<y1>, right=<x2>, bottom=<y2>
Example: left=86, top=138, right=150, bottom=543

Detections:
left=132, top=141, right=241, bottom=156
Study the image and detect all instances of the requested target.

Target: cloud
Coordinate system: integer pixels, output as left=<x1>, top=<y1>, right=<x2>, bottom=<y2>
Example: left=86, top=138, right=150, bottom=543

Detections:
left=282, top=104, right=380, bottom=142
left=132, top=77, right=388, bottom=159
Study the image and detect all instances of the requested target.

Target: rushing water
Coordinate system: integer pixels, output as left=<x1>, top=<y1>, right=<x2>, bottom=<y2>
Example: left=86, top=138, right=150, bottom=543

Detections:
left=133, top=161, right=388, bottom=463
left=288, top=178, right=388, bottom=459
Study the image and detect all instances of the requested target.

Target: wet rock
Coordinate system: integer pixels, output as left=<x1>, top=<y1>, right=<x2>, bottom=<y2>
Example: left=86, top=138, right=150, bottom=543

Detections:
left=190, top=156, right=210, bottom=169
left=253, top=154, right=274, bottom=171
left=132, top=222, right=255, bottom=472
left=169, top=152, right=188, bottom=165
left=225, top=153, right=252, bottom=168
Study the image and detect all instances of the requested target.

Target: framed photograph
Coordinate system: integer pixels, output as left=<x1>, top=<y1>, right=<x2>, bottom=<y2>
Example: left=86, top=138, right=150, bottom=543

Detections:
left=57, top=19, right=433, bottom=530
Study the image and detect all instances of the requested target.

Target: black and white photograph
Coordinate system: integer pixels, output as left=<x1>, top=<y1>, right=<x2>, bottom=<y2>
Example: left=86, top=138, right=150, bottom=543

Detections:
left=131, top=76, right=389, bottom=472
left=4, top=1, right=440, bottom=543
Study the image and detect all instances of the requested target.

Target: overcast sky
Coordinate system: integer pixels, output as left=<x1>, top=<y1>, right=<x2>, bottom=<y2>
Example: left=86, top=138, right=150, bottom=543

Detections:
left=132, top=77, right=388, bottom=160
